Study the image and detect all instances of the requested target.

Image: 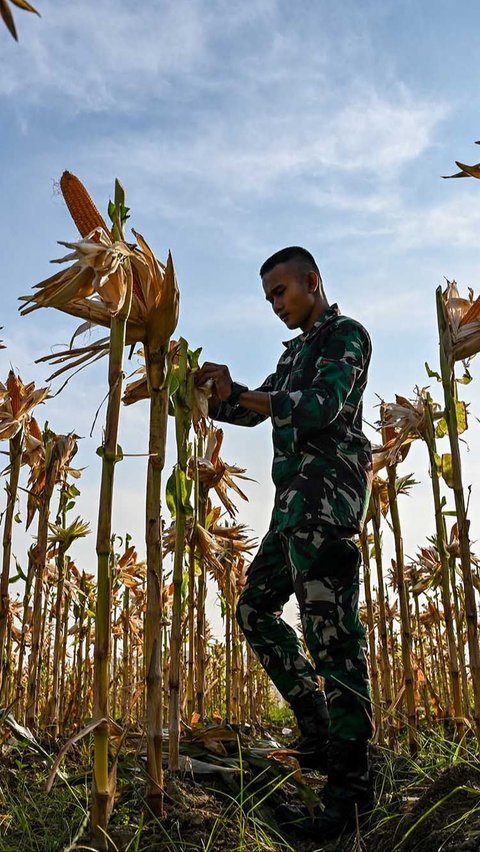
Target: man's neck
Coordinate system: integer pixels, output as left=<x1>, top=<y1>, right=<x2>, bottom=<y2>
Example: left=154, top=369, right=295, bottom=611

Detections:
left=301, top=300, right=330, bottom=333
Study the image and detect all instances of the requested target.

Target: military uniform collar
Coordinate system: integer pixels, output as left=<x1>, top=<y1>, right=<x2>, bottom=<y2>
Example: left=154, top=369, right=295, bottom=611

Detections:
left=282, top=303, right=340, bottom=348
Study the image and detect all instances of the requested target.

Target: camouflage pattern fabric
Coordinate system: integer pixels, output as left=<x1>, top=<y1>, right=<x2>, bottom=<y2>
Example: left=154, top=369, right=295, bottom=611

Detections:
left=214, top=303, right=373, bottom=533
left=237, top=524, right=373, bottom=741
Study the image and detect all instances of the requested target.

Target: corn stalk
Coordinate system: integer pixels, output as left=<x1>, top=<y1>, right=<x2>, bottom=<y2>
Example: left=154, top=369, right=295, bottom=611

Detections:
left=360, top=529, right=382, bottom=741
left=167, top=339, right=194, bottom=771
left=369, top=491, right=394, bottom=745
left=436, top=285, right=480, bottom=738
left=144, top=338, right=169, bottom=813
left=423, top=394, right=464, bottom=737
left=26, top=432, right=66, bottom=729
left=0, top=428, right=23, bottom=701
left=91, top=182, right=133, bottom=845
left=385, top=462, right=417, bottom=755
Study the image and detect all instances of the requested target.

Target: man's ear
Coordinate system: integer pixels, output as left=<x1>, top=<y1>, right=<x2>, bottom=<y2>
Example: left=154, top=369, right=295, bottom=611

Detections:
left=307, top=270, right=319, bottom=294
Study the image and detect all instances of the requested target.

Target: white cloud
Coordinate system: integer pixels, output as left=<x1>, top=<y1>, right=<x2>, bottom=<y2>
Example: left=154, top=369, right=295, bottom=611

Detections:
left=0, top=0, right=208, bottom=107
left=0, top=0, right=281, bottom=109
left=393, top=192, right=480, bottom=249
left=79, top=87, right=445, bottom=207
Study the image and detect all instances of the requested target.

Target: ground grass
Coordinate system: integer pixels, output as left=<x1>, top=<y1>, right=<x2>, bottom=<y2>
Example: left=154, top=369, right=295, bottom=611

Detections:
left=2, top=723, right=480, bottom=852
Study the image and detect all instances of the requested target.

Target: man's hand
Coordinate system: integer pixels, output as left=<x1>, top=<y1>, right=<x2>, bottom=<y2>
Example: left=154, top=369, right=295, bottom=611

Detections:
left=195, top=362, right=233, bottom=402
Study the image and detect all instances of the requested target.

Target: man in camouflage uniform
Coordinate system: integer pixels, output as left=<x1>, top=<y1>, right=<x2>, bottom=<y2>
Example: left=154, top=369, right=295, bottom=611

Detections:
left=195, top=246, right=373, bottom=838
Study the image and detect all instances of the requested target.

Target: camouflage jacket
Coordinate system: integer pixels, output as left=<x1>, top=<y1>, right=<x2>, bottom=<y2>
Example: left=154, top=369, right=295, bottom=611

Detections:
left=213, top=304, right=373, bottom=533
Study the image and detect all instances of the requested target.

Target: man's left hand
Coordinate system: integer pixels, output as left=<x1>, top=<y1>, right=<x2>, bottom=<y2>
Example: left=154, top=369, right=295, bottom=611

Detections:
left=195, top=362, right=233, bottom=402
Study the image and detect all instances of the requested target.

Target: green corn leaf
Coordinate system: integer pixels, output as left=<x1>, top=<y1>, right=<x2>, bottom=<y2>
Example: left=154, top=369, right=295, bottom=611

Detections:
left=440, top=454, right=454, bottom=488
left=166, top=470, right=177, bottom=518
left=455, top=400, right=468, bottom=434
left=435, top=417, right=448, bottom=439
left=107, top=200, right=116, bottom=223
left=189, top=347, right=202, bottom=370
left=10, top=556, right=27, bottom=583
left=169, top=371, right=180, bottom=398
left=456, top=365, right=472, bottom=385
left=425, top=361, right=441, bottom=381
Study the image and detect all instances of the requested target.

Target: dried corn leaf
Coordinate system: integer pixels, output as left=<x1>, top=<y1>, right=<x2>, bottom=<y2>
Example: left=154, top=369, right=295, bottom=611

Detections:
left=443, top=280, right=480, bottom=361
left=1, top=0, right=39, bottom=40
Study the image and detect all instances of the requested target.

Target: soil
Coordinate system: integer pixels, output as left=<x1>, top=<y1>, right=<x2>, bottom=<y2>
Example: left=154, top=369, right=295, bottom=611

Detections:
left=369, top=762, right=480, bottom=852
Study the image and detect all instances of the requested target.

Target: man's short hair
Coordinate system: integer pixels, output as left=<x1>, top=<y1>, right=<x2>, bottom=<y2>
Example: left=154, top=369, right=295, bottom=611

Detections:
left=259, top=246, right=321, bottom=281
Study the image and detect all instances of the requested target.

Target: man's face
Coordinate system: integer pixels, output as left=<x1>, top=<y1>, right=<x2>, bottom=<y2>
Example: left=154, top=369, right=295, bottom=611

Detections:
left=262, top=261, right=318, bottom=331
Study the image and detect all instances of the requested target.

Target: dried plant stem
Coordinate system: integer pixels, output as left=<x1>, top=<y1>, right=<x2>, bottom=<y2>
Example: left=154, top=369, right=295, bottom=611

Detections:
left=360, top=529, right=382, bottom=742
left=225, top=556, right=232, bottom=724
left=186, top=437, right=199, bottom=723
left=26, top=448, right=60, bottom=729
left=232, top=611, right=241, bottom=722
left=0, top=429, right=23, bottom=701
left=49, top=542, right=67, bottom=736
left=424, top=396, right=464, bottom=737
left=449, top=558, right=470, bottom=713
left=16, top=547, right=34, bottom=709
left=370, top=504, right=394, bottom=746
left=386, top=463, right=417, bottom=755
left=168, top=463, right=187, bottom=771
left=121, top=584, right=130, bottom=720
left=195, top=492, right=207, bottom=718
left=186, top=542, right=196, bottom=722
left=91, top=249, right=133, bottom=846
left=436, top=285, right=480, bottom=739
left=144, top=342, right=169, bottom=813
left=169, top=340, right=192, bottom=772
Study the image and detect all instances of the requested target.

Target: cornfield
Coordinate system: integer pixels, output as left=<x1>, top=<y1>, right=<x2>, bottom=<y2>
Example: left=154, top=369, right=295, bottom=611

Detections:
left=2, top=162, right=480, bottom=852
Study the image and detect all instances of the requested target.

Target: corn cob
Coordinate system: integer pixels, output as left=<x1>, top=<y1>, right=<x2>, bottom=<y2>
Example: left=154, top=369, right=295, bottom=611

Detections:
left=6, top=371, right=20, bottom=416
left=60, top=171, right=109, bottom=238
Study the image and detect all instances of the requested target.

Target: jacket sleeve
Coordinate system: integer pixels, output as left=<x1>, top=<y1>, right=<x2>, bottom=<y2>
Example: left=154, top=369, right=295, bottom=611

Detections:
left=269, top=320, right=371, bottom=447
left=212, top=372, right=276, bottom=427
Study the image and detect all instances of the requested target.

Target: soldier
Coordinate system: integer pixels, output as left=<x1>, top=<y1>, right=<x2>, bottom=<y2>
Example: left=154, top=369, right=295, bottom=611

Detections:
left=195, top=246, right=374, bottom=839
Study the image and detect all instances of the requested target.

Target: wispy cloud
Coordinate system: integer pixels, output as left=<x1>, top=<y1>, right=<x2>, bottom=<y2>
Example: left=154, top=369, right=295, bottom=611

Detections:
left=0, top=0, right=277, bottom=108
left=78, top=87, right=445, bottom=217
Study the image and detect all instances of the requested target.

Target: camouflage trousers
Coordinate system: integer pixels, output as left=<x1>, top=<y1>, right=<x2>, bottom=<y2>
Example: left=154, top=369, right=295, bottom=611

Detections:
left=236, top=524, right=373, bottom=741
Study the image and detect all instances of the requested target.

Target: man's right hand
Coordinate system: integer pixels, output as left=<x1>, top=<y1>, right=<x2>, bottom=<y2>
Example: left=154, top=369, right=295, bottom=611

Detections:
left=195, top=362, right=233, bottom=402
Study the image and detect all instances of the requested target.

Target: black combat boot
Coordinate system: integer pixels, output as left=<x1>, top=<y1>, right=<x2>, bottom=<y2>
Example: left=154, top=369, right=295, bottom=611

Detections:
left=314, top=738, right=374, bottom=838
left=288, top=690, right=329, bottom=770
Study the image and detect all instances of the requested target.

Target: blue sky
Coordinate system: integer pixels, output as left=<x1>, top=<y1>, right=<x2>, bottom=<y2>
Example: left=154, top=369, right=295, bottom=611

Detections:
left=1, top=0, right=480, bottom=630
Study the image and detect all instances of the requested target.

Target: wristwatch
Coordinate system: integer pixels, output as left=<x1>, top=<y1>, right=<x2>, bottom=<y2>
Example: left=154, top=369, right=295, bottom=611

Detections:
left=227, top=382, right=248, bottom=407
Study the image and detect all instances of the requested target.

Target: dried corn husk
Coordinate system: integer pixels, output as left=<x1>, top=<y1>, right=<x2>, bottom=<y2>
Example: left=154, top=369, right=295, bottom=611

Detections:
left=0, top=371, right=49, bottom=441
left=442, top=280, right=480, bottom=361
left=186, top=425, right=254, bottom=516
left=20, top=228, right=137, bottom=317
left=20, top=228, right=179, bottom=377
left=25, top=431, right=80, bottom=528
